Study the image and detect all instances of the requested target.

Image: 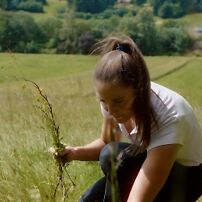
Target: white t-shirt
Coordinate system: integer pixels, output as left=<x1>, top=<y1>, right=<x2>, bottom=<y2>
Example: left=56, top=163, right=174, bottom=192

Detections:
left=100, top=82, right=202, bottom=166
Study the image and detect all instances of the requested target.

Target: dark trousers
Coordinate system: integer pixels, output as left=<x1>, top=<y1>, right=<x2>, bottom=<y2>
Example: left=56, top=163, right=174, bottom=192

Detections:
left=80, top=142, right=202, bottom=202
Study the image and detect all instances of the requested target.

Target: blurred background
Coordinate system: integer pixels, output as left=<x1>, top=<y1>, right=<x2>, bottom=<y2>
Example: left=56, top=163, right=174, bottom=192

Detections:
left=0, top=0, right=202, bottom=201
left=0, top=0, right=202, bottom=56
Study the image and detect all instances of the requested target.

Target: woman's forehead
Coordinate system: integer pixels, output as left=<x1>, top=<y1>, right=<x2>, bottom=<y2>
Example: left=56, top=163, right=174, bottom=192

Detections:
left=95, top=80, right=134, bottom=97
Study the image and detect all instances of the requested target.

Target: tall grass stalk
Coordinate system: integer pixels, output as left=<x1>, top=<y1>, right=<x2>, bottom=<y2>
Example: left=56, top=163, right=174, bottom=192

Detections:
left=109, top=143, right=120, bottom=202
left=107, top=119, right=121, bottom=202
left=26, top=79, right=74, bottom=201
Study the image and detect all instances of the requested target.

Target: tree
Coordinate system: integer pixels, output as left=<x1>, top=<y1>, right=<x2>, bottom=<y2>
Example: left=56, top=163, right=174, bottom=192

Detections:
left=17, top=0, right=44, bottom=13
left=0, top=0, right=46, bottom=12
left=72, top=0, right=116, bottom=13
left=0, top=12, right=45, bottom=52
left=0, top=0, right=8, bottom=10
left=158, top=2, right=183, bottom=18
left=77, top=32, right=96, bottom=54
left=133, top=0, right=146, bottom=5
left=156, top=21, right=192, bottom=54
left=151, top=0, right=202, bottom=18
left=133, top=8, right=158, bottom=55
left=151, top=0, right=164, bottom=15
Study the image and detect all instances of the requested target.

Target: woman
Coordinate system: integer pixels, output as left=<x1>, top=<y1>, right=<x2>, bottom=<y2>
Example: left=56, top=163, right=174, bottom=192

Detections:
left=51, top=36, right=202, bottom=202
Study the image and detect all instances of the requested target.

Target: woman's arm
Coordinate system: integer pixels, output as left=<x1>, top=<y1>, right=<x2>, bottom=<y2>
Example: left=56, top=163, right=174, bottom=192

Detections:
left=68, top=138, right=106, bottom=161
left=52, top=116, right=121, bottom=162
left=127, top=144, right=180, bottom=202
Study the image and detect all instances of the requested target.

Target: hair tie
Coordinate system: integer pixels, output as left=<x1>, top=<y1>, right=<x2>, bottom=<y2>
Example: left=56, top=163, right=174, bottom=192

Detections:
left=116, top=44, right=125, bottom=52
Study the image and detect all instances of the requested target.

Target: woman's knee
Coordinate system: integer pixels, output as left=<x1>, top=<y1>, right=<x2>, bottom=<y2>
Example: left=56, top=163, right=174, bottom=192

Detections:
left=99, top=142, right=130, bottom=175
left=99, top=143, right=112, bottom=175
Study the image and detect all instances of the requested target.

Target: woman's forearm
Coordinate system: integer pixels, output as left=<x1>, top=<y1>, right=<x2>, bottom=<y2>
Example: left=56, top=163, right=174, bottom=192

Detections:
left=73, top=138, right=106, bottom=161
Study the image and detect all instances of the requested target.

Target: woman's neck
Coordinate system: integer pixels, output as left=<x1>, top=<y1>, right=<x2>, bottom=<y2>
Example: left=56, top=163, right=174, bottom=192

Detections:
left=124, top=118, right=136, bottom=134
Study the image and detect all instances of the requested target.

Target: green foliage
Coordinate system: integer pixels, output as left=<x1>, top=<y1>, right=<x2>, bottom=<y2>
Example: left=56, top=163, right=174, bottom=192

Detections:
left=0, top=11, right=45, bottom=52
left=133, top=8, right=157, bottom=55
left=119, top=8, right=158, bottom=55
left=0, top=0, right=46, bottom=12
left=77, top=32, right=96, bottom=54
left=38, top=17, right=62, bottom=50
left=157, top=2, right=183, bottom=18
left=192, top=0, right=202, bottom=12
left=151, top=0, right=202, bottom=18
left=17, top=0, right=44, bottom=13
left=71, top=0, right=116, bottom=13
left=0, top=0, right=196, bottom=55
left=118, top=9, right=191, bottom=55
left=156, top=21, right=192, bottom=54
left=74, top=6, right=137, bottom=20
left=57, top=18, right=104, bottom=54
left=133, top=0, right=146, bottom=5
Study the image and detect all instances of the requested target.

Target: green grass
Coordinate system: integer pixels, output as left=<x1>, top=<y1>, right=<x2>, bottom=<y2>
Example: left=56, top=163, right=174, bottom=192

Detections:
left=0, top=54, right=202, bottom=201
left=0, top=53, right=98, bottom=83
left=15, top=0, right=67, bottom=22
left=176, top=13, right=202, bottom=27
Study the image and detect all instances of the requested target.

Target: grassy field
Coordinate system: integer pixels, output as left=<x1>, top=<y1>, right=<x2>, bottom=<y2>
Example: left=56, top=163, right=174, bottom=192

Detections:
left=176, top=13, right=202, bottom=27
left=25, top=0, right=67, bottom=21
left=0, top=53, right=202, bottom=201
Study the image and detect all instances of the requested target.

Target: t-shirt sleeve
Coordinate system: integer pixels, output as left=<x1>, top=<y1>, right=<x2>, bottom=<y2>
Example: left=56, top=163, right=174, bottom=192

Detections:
left=147, top=117, right=185, bottom=151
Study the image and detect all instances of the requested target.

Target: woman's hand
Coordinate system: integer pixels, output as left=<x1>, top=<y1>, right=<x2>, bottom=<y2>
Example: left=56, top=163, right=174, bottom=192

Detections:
left=49, top=146, right=76, bottom=165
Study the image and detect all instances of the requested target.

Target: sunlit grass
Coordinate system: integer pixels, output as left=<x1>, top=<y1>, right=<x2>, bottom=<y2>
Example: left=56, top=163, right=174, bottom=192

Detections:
left=27, top=0, right=67, bottom=21
left=176, top=13, right=202, bottom=27
left=0, top=54, right=201, bottom=201
left=0, top=53, right=98, bottom=84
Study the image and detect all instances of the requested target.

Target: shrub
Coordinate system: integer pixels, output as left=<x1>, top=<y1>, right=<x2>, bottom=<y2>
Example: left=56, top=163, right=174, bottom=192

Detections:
left=156, top=23, right=192, bottom=54
left=25, top=41, right=40, bottom=53
left=0, top=12, right=45, bottom=52
left=77, top=32, right=96, bottom=54
left=17, top=0, right=44, bottom=13
left=72, top=0, right=116, bottom=13
left=158, top=2, right=183, bottom=18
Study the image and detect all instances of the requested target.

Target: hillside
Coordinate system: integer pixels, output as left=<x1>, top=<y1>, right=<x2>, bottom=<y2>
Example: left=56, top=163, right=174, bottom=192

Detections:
left=1, top=0, right=202, bottom=55
left=0, top=54, right=202, bottom=201
left=27, top=0, right=67, bottom=21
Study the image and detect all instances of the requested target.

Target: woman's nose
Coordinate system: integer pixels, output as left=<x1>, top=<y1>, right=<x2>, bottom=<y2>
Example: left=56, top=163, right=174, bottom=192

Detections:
left=107, top=104, right=116, bottom=115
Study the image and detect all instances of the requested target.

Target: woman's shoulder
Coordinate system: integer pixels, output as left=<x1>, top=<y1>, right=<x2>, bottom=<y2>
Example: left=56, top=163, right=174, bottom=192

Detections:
left=151, top=82, right=193, bottom=117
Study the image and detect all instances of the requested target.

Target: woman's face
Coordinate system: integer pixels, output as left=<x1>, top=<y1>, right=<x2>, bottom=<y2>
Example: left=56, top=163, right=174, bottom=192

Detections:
left=95, top=80, right=135, bottom=123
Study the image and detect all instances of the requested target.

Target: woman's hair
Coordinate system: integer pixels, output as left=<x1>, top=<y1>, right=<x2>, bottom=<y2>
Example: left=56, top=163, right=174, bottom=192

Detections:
left=93, top=36, right=157, bottom=149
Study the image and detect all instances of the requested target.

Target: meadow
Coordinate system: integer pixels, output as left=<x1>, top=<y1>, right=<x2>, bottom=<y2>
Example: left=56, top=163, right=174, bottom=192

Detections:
left=0, top=53, right=202, bottom=201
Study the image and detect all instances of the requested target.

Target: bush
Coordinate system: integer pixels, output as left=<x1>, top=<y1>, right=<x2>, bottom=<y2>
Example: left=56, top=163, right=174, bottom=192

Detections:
left=39, top=17, right=62, bottom=39
left=73, top=0, right=116, bottom=13
left=116, top=7, right=129, bottom=17
left=0, top=12, right=45, bottom=52
left=17, top=0, right=44, bottom=13
left=158, top=2, right=183, bottom=18
left=133, top=0, right=146, bottom=5
left=156, top=23, right=192, bottom=54
left=0, top=0, right=46, bottom=11
left=77, top=32, right=96, bottom=54
left=132, top=8, right=158, bottom=55
left=152, top=0, right=202, bottom=18
left=74, top=12, right=93, bottom=20
left=25, top=41, right=40, bottom=53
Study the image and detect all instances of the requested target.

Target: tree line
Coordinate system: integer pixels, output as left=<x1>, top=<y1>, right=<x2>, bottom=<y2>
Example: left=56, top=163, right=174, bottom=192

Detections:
left=151, top=0, right=202, bottom=18
left=0, top=0, right=46, bottom=12
left=1, top=0, right=202, bottom=17
left=68, top=0, right=202, bottom=18
left=0, top=7, right=192, bottom=55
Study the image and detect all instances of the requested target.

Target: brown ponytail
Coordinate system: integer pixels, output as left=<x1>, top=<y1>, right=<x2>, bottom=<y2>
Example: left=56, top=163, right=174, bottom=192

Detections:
left=93, top=36, right=157, bottom=150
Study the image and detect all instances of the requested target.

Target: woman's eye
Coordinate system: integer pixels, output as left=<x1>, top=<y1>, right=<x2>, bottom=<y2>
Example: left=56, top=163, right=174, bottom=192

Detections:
left=113, top=100, right=123, bottom=104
